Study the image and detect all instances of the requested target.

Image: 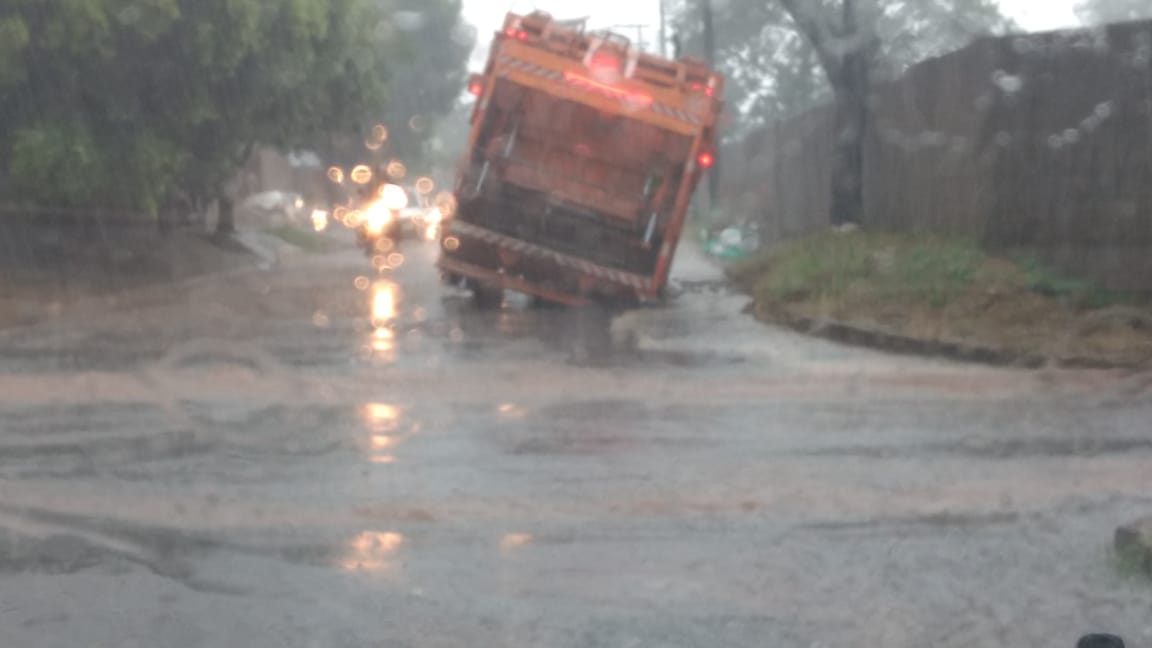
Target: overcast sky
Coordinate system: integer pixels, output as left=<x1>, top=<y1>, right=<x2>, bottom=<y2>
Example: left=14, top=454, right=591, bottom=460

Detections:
left=462, top=0, right=1082, bottom=63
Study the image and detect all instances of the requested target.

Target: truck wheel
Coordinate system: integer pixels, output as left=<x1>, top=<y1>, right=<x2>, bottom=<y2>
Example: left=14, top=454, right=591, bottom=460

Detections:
left=529, top=295, right=563, bottom=310
left=567, top=301, right=614, bottom=365
left=467, top=280, right=503, bottom=310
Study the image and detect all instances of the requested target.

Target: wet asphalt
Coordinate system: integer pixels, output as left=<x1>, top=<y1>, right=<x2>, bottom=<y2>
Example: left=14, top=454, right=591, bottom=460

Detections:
left=1, top=238, right=1151, bottom=648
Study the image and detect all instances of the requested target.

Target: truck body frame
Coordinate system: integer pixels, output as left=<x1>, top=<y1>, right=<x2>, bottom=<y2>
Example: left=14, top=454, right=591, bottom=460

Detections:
left=439, top=11, right=724, bottom=306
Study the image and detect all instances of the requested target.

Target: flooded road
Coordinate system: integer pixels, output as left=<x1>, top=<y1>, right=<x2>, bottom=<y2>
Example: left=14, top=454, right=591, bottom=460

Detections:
left=1, top=239, right=1151, bottom=647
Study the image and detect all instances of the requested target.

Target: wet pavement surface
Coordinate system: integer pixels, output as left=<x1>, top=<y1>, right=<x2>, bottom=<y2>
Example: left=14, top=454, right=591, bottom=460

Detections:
left=2, top=239, right=1152, bottom=647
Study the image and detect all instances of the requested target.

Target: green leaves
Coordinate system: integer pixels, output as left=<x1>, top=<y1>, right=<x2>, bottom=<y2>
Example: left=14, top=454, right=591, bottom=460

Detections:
left=673, top=0, right=1013, bottom=129
left=1, top=0, right=469, bottom=215
left=0, top=15, right=29, bottom=86
left=1076, top=0, right=1152, bottom=23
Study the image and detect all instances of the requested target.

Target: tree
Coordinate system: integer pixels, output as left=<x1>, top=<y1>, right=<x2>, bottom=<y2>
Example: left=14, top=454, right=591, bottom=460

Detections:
left=778, top=0, right=876, bottom=226
left=0, top=0, right=469, bottom=233
left=375, top=0, right=472, bottom=164
left=1076, top=0, right=1152, bottom=24
left=671, top=0, right=1012, bottom=130
left=671, top=0, right=1011, bottom=225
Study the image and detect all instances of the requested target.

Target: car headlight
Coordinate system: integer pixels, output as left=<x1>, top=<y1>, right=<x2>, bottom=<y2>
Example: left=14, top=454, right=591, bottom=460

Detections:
left=364, top=202, right=393, bottom=235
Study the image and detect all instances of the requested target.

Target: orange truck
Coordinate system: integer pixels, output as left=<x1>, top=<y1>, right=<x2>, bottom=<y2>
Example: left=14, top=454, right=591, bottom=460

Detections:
left=438, top=11, right=724, bottom=307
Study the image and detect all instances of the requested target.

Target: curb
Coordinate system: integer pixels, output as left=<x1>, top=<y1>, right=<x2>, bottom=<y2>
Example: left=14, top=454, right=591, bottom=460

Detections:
left=753, top=302, right=1149, bottom=371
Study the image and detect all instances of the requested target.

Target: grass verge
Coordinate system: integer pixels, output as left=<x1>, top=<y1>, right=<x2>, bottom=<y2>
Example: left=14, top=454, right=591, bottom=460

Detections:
left=265, top=225, right=337, bottom=253
left=730, top=230, right=1152, bottom=367
left=1109, top=546, right=1152, bottom=583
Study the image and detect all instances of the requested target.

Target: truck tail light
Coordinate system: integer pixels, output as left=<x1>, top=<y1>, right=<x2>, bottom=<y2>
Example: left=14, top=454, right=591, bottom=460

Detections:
left=504, top=27, right=529, bottom=41
left=467, top=74, right=484, bottom=96
left=697, top=152, right=715, bottom=169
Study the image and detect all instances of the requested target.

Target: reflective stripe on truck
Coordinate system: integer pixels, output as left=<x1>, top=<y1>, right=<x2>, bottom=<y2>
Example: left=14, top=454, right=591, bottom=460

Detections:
left=446, top=220, right=656, bottom=292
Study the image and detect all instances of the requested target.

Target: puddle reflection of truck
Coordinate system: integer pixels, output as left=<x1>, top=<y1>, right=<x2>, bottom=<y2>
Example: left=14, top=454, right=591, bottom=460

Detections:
left=438, top=11, right=724, bottom=308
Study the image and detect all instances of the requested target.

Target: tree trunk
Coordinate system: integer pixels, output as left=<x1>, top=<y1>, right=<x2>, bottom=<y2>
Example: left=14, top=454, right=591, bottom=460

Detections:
left=215, top=189, right=235, bottom=236
left=778, top=0, right=873, bottom=227
left=829, top=50, right=869, bottom=226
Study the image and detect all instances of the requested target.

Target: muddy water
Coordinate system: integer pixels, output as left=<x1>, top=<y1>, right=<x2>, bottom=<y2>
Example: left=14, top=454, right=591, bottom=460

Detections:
left=1, top=241, right=1150, bottom=647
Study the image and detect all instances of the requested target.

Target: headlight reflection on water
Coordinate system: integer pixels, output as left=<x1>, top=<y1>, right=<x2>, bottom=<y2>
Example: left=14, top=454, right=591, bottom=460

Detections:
left=341, top=531, right=404, bottom=573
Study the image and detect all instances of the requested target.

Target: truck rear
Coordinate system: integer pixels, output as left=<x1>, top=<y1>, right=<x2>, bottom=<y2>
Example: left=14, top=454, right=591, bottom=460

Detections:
left=438, top=11, right=724, bottom=306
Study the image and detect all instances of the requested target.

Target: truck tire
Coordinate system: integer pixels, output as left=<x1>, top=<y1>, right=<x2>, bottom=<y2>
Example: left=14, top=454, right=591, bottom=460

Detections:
left=567, top=301, right=614, bottom=365
left=467, top=279, right=503, bottom=310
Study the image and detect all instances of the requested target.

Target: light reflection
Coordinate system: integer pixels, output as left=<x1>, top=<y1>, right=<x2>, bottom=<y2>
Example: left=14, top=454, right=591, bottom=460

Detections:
left=371, top=434, right=397, bottom=450
left=341, top=531, right=404, bottom=572
left=311, top=209, right=329, bottom=232
left=379, top=184, right=408, bottom=210
left=371, top=282, right=397, bottom=328
left=371, top=327, right=395, bottom=355
left=497, top=403, right=526, bottom=418
left=414, top=176, right=435, bottom=195
left=363, top=403, right=401, bottom=463
left=433, top=192, right=458, bottom=218
left=365, top=402, right=399, bottom=423
left=327, top=166, right=345, bottom=184
left=351, top=165, right=374, bottom=184
left=500, top=533, right=534, bottom=551
left=386, top=160, right=408, bottom=180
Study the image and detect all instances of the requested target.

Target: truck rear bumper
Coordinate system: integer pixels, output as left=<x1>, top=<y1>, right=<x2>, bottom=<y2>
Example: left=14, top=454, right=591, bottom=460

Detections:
left=439, top=220, right=660, bottom=305
left=438, top=255, right=592, bottom=306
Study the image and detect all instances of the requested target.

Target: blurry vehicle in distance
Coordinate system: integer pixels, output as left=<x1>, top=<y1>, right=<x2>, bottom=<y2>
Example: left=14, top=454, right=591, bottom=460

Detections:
left=355, top=183, right=408, bottom=256
left=239, top=190, right=307, bottom=228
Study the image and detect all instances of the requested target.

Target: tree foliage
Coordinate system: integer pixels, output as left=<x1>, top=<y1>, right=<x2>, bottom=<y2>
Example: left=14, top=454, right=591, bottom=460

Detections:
left=1076, top=0, right=1152, bottom=24
left=0, top=0, right=469, bottom=221
left=671, top=0, right=1013, bottom=130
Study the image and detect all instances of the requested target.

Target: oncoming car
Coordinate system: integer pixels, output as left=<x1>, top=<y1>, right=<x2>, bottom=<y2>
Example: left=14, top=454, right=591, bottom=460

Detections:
left=355, top=183, right=409, bottom=255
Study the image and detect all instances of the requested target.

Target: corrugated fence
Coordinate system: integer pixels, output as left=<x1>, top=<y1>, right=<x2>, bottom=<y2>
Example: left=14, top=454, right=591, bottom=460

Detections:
left=723, top=19, right=1152, bottom=291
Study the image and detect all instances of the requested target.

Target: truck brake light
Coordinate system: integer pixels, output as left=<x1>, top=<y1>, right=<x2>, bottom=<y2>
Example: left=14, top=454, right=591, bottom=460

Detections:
left=468, top=80, right=483, bottom=96
left=697, top=152, right=715, bottom=169
left=504, top=27, right=529, bottom=41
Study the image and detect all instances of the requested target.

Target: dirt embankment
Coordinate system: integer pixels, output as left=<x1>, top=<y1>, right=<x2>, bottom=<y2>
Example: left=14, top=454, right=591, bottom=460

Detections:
left=730, top=231, right=1152, bottom=368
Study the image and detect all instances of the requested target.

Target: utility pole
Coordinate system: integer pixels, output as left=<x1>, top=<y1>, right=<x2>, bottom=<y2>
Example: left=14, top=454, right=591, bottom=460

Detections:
left=701, top=0, right=720, bottom=209
left=658, top=0, right=667, bottom=57
left=609, top=23, right=648, bottom=51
